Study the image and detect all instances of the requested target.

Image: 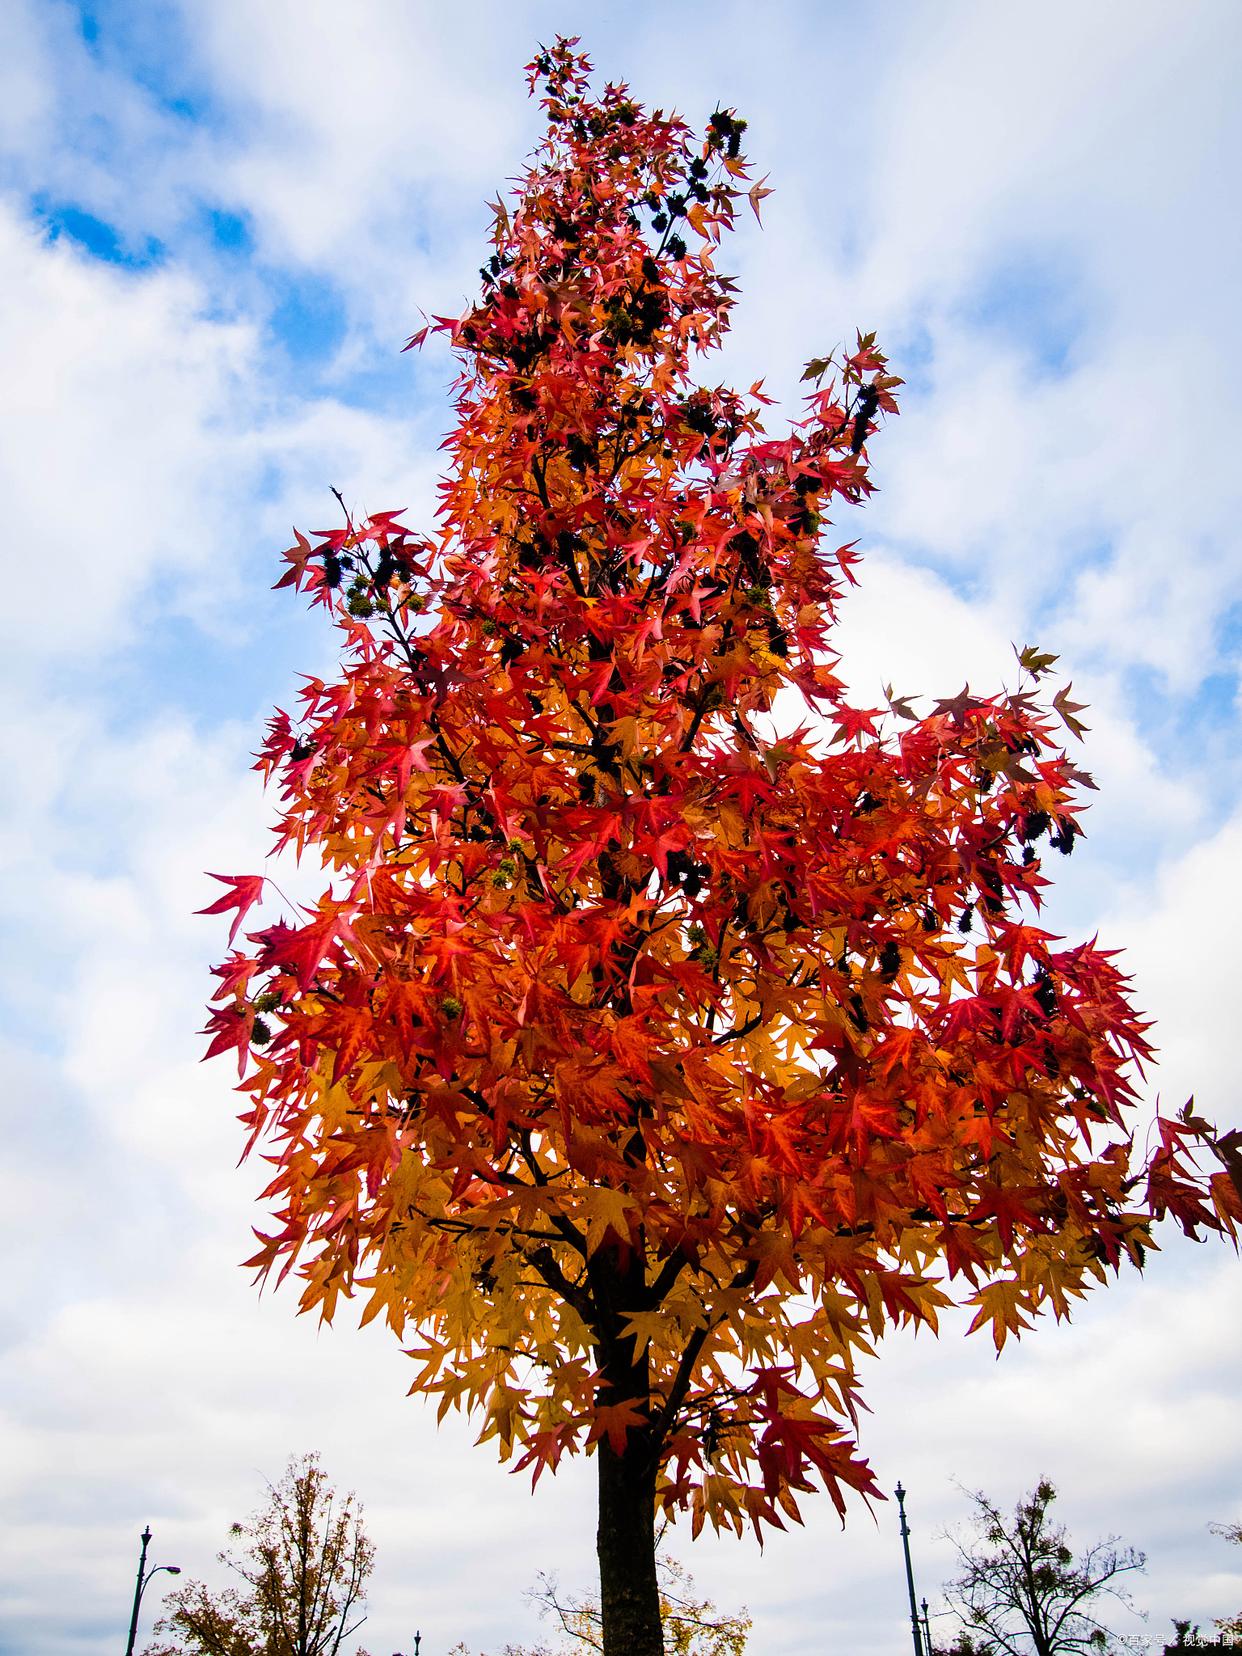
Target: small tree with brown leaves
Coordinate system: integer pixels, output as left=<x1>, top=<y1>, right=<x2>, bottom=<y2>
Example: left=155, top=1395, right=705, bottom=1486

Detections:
left=143, top=1454, right=373, bottom=1656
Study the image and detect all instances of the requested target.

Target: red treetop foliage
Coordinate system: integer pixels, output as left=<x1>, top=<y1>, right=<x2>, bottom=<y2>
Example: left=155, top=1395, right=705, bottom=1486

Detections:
left=204, top=36, right=1239, bottom=1572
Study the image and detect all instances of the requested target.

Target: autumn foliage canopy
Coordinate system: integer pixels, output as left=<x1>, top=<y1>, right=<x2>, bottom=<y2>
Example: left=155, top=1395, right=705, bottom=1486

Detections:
left=204, top=37, right=1239, bottom=1562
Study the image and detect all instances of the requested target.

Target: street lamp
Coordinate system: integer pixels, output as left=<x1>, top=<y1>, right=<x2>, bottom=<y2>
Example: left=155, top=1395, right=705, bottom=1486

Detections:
left=124, top=1525, right=182, bottom=1656
left=895, top=1482, right=925, bottom=1656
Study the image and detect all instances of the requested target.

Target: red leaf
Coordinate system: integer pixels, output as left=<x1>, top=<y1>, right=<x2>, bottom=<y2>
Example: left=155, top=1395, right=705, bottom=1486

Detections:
left=197, top=873, right=265, bottom=947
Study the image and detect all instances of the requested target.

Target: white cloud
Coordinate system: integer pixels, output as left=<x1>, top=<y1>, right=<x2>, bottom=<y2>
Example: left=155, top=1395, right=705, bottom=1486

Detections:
left=714, top=0, right=1242, bottom=697
left=159, top=0, right=574, bottom=342
left=0, top=200, right=255, bottom=660
left=1103, top=807, right=1242, bottom=1128
left=0, top=193, right=450, bottom=677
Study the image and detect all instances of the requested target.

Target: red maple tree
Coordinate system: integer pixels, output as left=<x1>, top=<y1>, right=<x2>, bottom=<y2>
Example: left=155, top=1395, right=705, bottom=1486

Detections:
left=203, top=40, right=1240, bottom=1656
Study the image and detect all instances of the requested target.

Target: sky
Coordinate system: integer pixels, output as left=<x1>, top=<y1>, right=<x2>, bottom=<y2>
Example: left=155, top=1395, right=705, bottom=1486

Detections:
left=2, top=1, right=1241, bottom=1652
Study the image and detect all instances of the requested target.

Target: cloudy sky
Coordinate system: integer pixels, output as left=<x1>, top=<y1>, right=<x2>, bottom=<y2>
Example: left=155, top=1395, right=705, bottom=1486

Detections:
left=2, top=2, right=1241, bottom=1652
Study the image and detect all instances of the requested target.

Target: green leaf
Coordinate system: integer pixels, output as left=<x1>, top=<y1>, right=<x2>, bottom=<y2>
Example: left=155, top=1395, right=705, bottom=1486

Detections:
left=1016, top=643, right=1059, bottom=678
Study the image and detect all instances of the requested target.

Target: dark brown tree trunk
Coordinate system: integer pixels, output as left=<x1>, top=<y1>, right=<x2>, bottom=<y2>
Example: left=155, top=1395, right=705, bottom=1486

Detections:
left=597, top=1436, right=664, bottom=1656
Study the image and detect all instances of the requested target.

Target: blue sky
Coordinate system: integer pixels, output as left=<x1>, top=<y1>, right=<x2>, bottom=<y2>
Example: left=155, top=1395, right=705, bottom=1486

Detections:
left=2, top=3, right=1241, bottom=1654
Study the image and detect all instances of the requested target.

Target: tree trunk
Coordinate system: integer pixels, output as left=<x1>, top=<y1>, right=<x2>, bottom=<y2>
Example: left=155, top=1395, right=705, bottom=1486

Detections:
left=597, top=1437, right=664, bottom=1656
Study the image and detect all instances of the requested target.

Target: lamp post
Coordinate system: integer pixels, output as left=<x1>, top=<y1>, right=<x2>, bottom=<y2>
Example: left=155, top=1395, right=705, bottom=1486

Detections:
left=124, top=1525, right=182, bottom=1656
left=921, top=1594, right=934, bottom=1656
left=895, top=1482, right=925, bottom=1656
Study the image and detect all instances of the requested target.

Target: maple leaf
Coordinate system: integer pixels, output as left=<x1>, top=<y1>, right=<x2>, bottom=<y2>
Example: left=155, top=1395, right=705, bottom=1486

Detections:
left=1052, top=682, right=1090, bottom=741
left=747, top=175, right=774, bottom=224
left=273, top=529, right=316, bottom=593
left=381, top=979, right=426, bottom=1059
left=966, top=1277, right=1036, bottom=1353
left=201, top=1001, right=253, bottom=1077
left=256, top=903, right=358, bottom=989
left=883, top=683, right=921, bottom=721
left=197, top=873, right=265, bottom=947
left=590, top=1396, right=651, bottom=1456
left=1211, top=1127, right=1242, bottom=1212
left=1016, top=643, right=1059, bottom=678
left=933, top=684, right=984, bottom=724
left=831, top=705, right=884, bottom=744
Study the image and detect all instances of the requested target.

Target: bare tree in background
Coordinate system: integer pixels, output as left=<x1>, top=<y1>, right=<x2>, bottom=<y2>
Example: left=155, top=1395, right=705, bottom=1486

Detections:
left=447, top=1556, right=749, bottom=1656
left=143, top=1453, right=374, bottom=1656
left=1210, top=1520, right=1242, bottom=1644
left=524, top=1558, right=749, bottom=1656
left=937, top=1479, right=1144, bottom=1656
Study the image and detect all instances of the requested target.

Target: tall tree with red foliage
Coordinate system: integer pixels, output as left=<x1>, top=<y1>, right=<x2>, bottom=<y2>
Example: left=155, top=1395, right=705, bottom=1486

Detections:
left=203, top=40, right=1240, bottom=1656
